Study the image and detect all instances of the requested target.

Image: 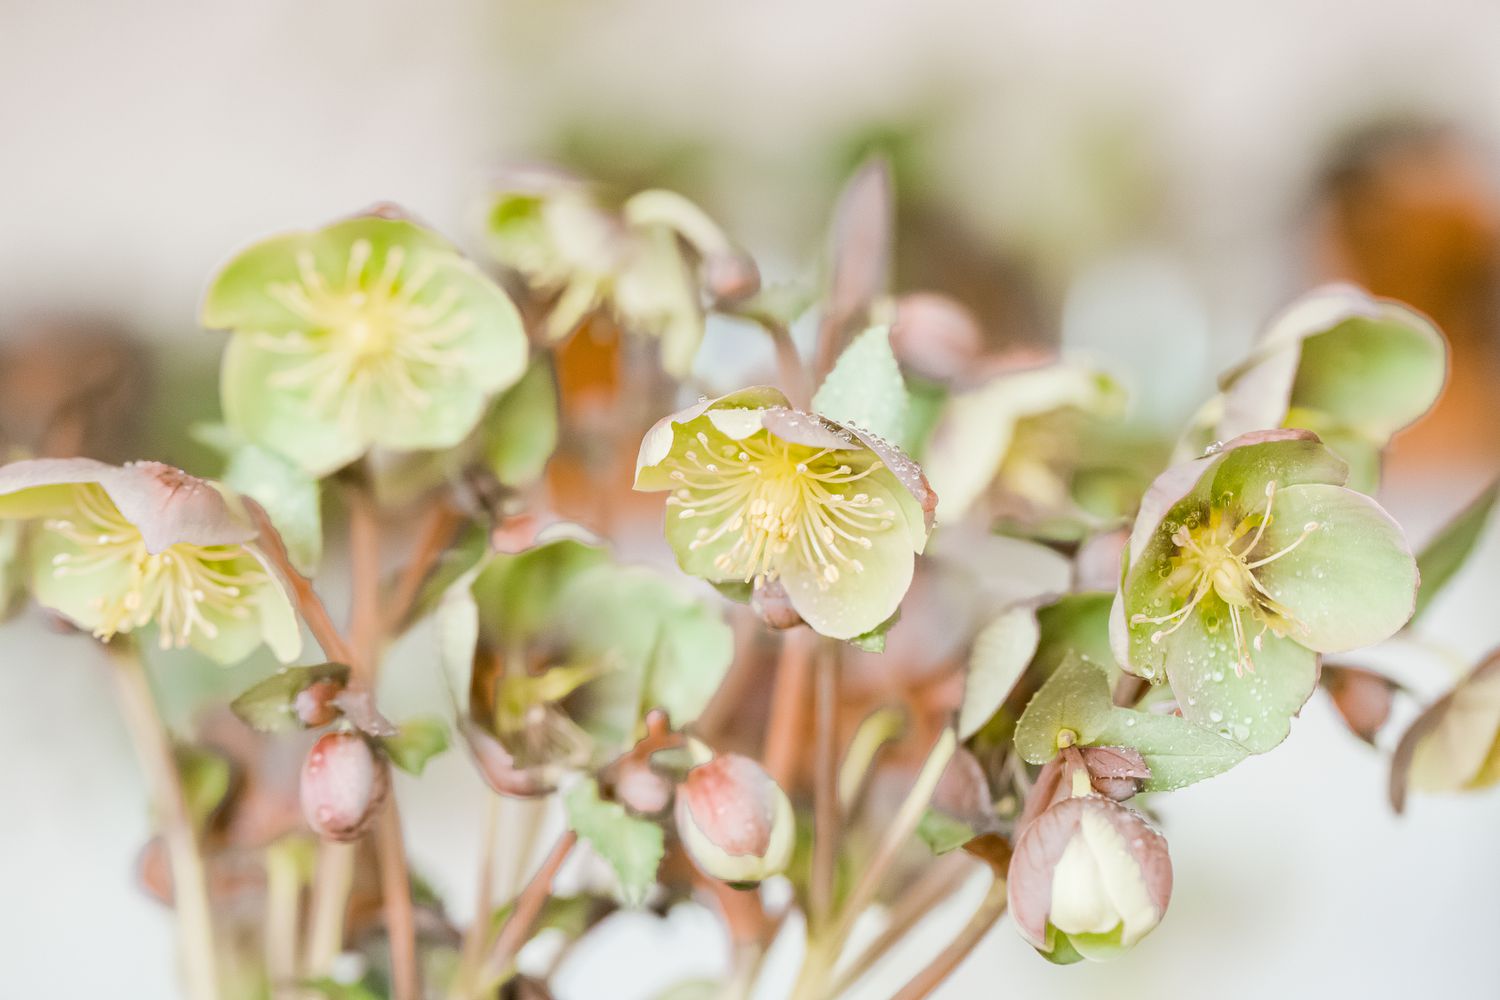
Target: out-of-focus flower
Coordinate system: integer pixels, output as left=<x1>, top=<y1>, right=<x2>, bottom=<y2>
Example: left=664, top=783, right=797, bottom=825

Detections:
left=1008, top=793, right=1171, bottom=963
left=1391, top=650, right=1500, bottom=812
left=1111, top=430, right=1416, bottom=752
left=674, top=752, right=794, bottom=885
left=299, top=731, right=389, bottom=842
left=1186, top=284, right=1447, bottom=492
left=487, top=171, right=757, bottom=378
left=635, top=388, right=934, bottom=641
left=921, top=362, right=1124, bottom=523
left=0, top=458, right=300, bottom=664
left=203, top=213, right=528, bottom=476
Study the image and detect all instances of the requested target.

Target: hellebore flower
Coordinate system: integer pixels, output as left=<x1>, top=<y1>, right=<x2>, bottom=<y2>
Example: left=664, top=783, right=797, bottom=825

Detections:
left=634, top=388, right=935, bottom=641
left=487, top=171, right=757, bottom=378
left=1009, top=793, right=1172, bottom=963
left=1111, top=430, right=1417, bottom=752
left=1187, top=284, right=1446, bottom=492
left=202, top=213, right=528, bottom=477
left=0, top=458, right=301, bottom=664
left=674, top=752, right=794, bottom=885
left=922, top=362, right=1124, bottom=522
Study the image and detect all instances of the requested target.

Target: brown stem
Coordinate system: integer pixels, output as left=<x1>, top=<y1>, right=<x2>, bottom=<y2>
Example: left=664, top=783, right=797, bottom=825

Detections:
left=346, top=486, right=383, bottom=683
left=111, top=649, right=221, bottom=1000
left=243, top=499, right=354, bottom=666
left=448, top=795, right=502, bottom=1000
left=386, top=498, right=464, bottom=628
left=765, top=319, right=813, bottom=410
left=810, top=640, right=842, bottom=930
left=887, top=876, right=1008, bottom=1000
left=376, top=799, right=420, bottom=1000
left=477, top=831, right=579, bottom=988
left=763, top=628, right=815, bottom=787
left=826, top=853, right=971, bottom=997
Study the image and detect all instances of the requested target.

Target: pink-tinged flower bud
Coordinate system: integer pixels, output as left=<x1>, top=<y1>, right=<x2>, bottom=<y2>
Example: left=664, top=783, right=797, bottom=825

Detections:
left=1009, top=795, right=1172, bottom=963
left=703, top=252, right=761, bottom=305
left=751, top=578, right=803, bottom=631
left=674, top=754, right=794, bottom=885
left=300, top=732, right=389, bottom=841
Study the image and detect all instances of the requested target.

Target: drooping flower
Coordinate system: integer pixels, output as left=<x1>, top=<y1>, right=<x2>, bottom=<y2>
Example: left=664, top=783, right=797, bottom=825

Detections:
left=0, top=458, right=301, bottom=664
left=674, top=752, right=794, bottom=885
left=1111, top=430, right=1417, bottom=752
left=1008, top=792, right=1172, bottom=963
left=202, top=212, right=528, bottom=476
left=635, top=388, right=935, bottom=641
left=921, top=361, right=1124, bottom=524
left=487, top=170, right=757, bottom=378
left=1184, top=284, right=1447, bottom=492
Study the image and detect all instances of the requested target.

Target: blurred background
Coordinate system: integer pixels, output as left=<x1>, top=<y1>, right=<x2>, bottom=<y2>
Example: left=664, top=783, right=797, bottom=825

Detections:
left=4, top=1, right=1500, bottom=996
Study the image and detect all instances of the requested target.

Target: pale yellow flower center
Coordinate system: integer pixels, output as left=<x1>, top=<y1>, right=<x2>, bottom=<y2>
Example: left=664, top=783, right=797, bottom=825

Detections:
left=666, top=431, right=897, bottom=588
left=1130, top=481, right=1320, bottom=675
left=46, top=485, right=265, bottom=649
left=256, top=238, right=473, bottom=425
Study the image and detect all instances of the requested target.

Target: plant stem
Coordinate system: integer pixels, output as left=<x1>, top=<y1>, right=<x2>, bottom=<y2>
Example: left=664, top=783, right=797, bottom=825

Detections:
left=449, top=795, right=503, bottom=1000
left=243, top=499, right=355, bottom=666
left=825, top=853, right=971, bottom=997
left=763, top=627, right=815, bottom=787
left=477, top=831, right=578, bottom=989
left=810, top=640, right=842, bottom=931
left=887, top=876, right=1008, bottom=1000
left=386, top=498, right=464, bottom=628
left=110, top=649, right=221, bottom=1000
left=264, top=840, right=303, bottom=1000
left=377, top=799, right=420, bottom=1000
left=764, top=319, right=813, bottom=410
left=303, top=842, right=355, bottom=973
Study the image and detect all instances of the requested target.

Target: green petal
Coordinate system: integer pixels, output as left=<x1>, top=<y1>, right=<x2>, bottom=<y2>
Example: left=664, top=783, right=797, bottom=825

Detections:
left=1252, top=484, right=1416, bottom=654
left=780, top=473, right=916, bottom=641
left=28, top=530, right=132, bottom=635
left=202, top=217, right=456, bottom=333
left=1163, top=611, right=1317, bottom=754
left=1207, top=435, right=1348, bottom=519
left=220, top=336, right=367, bottom=477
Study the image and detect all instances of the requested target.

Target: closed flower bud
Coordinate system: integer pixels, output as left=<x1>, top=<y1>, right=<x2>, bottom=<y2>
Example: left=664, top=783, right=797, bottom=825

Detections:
left=1009, top=795, right=1172, bottom=963
left=674, top=753, right=793, bottom=885
left=294, top=679, right=343, bottom=728
left=300, top=732, right=389, bottom=841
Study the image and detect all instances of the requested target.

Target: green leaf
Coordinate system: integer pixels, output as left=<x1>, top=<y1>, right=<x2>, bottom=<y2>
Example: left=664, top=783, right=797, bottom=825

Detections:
left=380, top=716, right=451, bottom=776
left=811, top=324, right=910, bottom=446
left=230, top=663, right=350, bottom=733
left=1033, top=593, right=1117, bottom=678
left=223, top=442, right=323, bottom=575
left=848, top=611, right=899, bottom=653
left=482, top=356, right=559, bottom=488
left=173, top=745, right=232, bottom=832
left=564, top=778, right=664, bottom=906
left=959, top=604, right=1041, bottom=739
left=1414, top=479, right=1499, bottom=622
left=1013, top=654, right=1114, bottom=764
left=1092, top=708, right=1247, bottom=791
left=916, top=806, right=976, bottom=855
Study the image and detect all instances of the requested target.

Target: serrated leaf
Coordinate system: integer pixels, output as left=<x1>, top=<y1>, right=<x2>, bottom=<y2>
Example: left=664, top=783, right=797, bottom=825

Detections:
left=959, top=604, right=1041, bottom=739
left=1091, top=708, right=1247, bottom=791
left=812, top=325, right=910, bottom=446
left=230, top=663, right=350, bottom=733
left=223, top=442, right=323, bottom=575
left=380, top=716, right=451, bottom=776
left=482, top=356, right=559, bottom=488
left=564, top=778, right=664, bottom=906
left=916, top=806, right=976, bottom=856
left=1013, top=654, right=1113, bottom=764
left=1413, top=479, right=1499, bottom=622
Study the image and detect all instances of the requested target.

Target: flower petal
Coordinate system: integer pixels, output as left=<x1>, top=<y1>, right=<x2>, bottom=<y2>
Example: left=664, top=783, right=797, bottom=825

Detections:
left=1163, top=612, right=1318, bottom=754
left=1251, top=483, right=1416, bottom=653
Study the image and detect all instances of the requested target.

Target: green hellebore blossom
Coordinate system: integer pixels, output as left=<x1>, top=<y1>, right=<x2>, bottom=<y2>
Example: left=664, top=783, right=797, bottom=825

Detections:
left=203, top=214, right=528, bottom=477
left=0, top=458, right=301, bottom=664
left=1186, top=284, right=1447, bottom=492
left=487, top=174, right=755, bottom=379
left=1110, top=430, right=1417, bottom=753
left=922, top=362, right=1124, bottom=522
left=635, top=388, right=935, bottom=641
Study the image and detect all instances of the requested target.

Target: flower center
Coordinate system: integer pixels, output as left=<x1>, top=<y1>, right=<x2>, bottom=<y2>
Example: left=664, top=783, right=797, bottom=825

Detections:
left=1130, top=481, right=1320, bottom=675
left=665, top=430, right=897, bottom=588
left=45, top=485, right=266, bottom=649
left=257, top=239, right=473, bottom=425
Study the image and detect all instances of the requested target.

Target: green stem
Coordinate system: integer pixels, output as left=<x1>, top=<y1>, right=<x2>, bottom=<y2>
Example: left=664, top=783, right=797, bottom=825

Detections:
left=111, top=649, right=221, bottom=1000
